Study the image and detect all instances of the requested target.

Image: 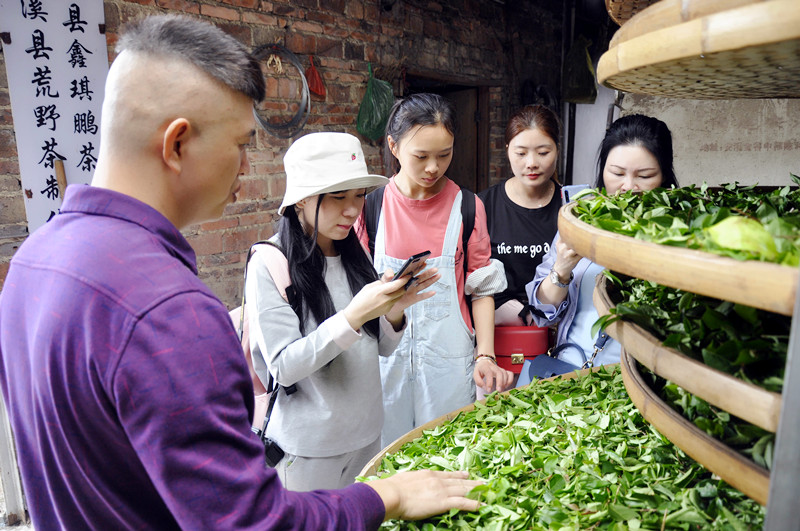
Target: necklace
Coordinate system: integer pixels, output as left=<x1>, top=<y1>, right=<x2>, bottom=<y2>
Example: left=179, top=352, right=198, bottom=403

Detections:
left=509, top=178, right=554, bottom=209
left=532, top=180, right=554, bottom=208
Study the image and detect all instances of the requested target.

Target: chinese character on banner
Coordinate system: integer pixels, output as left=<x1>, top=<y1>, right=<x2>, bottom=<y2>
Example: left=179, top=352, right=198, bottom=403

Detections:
left=77, top=141, right=97, bottom=172
left=32, top=65, right=60, bottom=97
left=37, top=137, right=66, bottom=168
left=21, top=0, right=48, bottom=22
left=0, top=0, right=108, bottom=233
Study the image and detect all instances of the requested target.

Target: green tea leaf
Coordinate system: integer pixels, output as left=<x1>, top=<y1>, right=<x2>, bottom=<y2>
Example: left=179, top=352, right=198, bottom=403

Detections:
left=369, top=370, right=765, bottom=530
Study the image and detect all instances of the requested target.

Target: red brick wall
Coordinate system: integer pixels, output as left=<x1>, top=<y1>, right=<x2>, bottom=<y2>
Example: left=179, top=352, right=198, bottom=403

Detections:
left=0, top=0, right=562, bottom=308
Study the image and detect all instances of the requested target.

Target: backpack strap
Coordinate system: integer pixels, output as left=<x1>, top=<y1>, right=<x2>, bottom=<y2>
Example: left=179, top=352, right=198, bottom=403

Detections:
left=364, top=186, right=385, bottom=257
left=459, top=187, right=476, bottom=319
left=239, top=240, right=298, bottom=318
left=459, top=187, right=475, bottom=278
left=237, top=240, right=273, bottom=342
left=255, top=242, right=293, bottom=304
left=238, top=240, right=298, bottom=399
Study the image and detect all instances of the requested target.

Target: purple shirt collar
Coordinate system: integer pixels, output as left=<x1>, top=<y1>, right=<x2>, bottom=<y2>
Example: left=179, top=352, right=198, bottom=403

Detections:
left=60, top=184, right=198, bottom=275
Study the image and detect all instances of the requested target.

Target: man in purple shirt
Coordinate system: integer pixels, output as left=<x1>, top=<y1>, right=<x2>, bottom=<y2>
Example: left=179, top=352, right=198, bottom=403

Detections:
left=0, top=14, right=480, bottom=530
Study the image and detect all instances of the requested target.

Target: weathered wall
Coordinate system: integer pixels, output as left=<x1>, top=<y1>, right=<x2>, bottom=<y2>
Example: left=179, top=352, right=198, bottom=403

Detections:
left=0, top=0, right=563, bottom=308
left=622, top=95, right=800, bottom=188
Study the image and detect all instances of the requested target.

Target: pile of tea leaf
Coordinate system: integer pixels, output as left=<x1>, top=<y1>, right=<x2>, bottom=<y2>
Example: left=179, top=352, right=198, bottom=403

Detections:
left=591, top=273, right=783, bottom=473
left=641, top=369, right=774, bottom=472
left=362, top=369, right=764, bottom=530
left=594, top=272, right=789, bottom=392
left=572, top=177, right=800, bottom=266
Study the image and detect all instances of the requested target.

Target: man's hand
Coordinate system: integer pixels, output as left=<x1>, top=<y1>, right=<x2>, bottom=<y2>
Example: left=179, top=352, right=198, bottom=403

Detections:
left=367, top=470, right=482, bottom=521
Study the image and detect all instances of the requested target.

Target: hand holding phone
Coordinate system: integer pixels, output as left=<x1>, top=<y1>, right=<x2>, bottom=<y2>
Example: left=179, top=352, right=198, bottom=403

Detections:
left=393, top=250, right=431, bottom=289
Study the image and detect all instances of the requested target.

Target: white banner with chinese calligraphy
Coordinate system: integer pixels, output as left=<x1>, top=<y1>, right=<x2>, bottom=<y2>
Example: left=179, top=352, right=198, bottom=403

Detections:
left=1, top=0, right=107, bottom=233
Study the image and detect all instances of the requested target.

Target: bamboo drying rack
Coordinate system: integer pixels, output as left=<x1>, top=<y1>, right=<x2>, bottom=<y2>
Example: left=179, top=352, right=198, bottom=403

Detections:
left=620, top=348, right=770, bottom=505
left=593, top=273, right=783, bottom=432
left=597, top=0, right=800, bottom=99
left=558, top=202, right=798, bottom=316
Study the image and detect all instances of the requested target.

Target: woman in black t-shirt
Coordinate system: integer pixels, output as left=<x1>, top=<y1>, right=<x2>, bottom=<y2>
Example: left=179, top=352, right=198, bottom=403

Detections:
left=478, top=105, right=562, bottom=326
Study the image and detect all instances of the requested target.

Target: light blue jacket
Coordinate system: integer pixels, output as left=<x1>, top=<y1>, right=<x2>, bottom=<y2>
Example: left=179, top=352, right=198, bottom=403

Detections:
left=526, top=240, right=593, bottom=349
left=525, top=184, right=620, bottom=367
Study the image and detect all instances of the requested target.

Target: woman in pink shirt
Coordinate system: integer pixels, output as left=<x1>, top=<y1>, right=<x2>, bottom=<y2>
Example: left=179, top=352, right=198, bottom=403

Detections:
left=357, top=93, right=514, bottom=446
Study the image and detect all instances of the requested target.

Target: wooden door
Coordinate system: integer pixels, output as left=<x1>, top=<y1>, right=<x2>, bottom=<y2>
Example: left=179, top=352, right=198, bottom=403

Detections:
left=441, top=88, right=478, bottom=192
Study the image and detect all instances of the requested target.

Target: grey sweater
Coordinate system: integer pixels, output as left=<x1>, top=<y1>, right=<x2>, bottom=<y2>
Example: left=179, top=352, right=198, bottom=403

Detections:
left=246, top=248, right=403, bottom=457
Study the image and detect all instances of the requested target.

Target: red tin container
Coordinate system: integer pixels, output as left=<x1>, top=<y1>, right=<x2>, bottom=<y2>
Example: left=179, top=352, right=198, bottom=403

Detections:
left=494, top=325, right=550, bottom=373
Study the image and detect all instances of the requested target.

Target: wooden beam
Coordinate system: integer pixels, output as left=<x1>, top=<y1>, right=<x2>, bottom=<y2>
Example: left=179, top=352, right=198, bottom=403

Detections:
left=0, top=394, right=27, bottom=525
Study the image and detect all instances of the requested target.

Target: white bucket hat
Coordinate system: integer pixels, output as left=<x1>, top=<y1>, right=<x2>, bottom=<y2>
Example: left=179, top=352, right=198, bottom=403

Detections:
left=279, top=132, right=388, bottom=215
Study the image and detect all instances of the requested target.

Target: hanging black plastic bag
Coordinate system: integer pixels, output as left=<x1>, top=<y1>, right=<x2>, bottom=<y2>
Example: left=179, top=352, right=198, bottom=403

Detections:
left=357, top=63, right=394, bottom=141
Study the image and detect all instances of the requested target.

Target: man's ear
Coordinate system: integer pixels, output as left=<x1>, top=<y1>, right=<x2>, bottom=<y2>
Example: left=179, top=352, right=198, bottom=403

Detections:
left=162, top=118, right=191, bottom=174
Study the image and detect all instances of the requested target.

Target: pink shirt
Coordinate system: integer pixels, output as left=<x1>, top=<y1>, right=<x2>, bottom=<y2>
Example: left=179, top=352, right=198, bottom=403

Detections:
left=356, top=178, right=493, bottom=330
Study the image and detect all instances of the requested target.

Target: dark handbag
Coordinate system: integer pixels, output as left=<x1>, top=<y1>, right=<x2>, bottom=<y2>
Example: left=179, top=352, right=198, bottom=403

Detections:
left=516, top=332, right=610, bottom=386
left=260, top=392, right=285, bottom=467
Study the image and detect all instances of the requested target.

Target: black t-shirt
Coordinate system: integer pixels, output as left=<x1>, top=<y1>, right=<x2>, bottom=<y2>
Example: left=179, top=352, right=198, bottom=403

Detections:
left=478, top=181, right=561, bottom=308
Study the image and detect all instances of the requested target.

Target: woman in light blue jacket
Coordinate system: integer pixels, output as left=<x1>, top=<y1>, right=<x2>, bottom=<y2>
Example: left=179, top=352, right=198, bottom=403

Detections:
left=526, top=115, right=678, bottom=369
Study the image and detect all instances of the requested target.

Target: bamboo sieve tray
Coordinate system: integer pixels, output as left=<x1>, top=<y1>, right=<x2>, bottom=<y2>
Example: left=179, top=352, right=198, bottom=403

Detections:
left=597, top=0, right=800, bottom=99
left=620, top=348, right=770, bottom=505
left=594, top=273, right=783, bottom=432
left=558, top=202, right=797, bottom=316
left=359, top=367, right=603, bottom=478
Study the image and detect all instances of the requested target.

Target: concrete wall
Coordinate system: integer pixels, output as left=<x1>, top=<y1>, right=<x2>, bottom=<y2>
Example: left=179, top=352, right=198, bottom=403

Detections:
left=571, top=83, right=618, bottom=186
left=567, top=91, right=800, bottom=190
left=0, top=0, right=563, bottom=308
left=622, top=95, right=800, bottom=188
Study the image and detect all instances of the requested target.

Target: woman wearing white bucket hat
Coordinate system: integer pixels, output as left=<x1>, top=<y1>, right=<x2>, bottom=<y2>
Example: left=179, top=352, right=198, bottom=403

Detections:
left=245, top=132, right=441, bottom=491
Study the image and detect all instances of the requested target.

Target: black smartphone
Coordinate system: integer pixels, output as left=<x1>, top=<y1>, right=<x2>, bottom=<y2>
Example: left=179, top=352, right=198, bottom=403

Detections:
left=393, top=250, right=431, bottom=289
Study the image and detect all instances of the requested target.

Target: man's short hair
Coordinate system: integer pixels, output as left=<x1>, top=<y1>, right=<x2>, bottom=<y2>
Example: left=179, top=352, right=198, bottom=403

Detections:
left=116, top=14, right=265, bottom=103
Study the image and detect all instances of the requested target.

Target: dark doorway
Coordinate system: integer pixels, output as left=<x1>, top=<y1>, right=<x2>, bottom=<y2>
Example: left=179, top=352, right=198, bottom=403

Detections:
left=404, top=76, right=490, bottom=193
left=444, top=88, right=478, bottom=192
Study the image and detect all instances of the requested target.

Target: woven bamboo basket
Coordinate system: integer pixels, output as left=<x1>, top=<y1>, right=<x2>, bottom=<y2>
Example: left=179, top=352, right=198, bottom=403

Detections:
left=359, top=368, right=603, bottom=478
left=597, top=0, right=800, bottom=99
left=558, top=202, right=798, bottom=316
left=593, top=273, right=783, bottom=432
left=620, top=348, right=770, bottom=505
left=605, top=0, right=660, bottom=26
left=609, top=0, right=760, bottom=47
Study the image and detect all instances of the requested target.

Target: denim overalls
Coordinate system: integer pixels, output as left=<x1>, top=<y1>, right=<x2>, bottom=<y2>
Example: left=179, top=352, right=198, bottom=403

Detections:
left=374, top=191, right=476, bottom=446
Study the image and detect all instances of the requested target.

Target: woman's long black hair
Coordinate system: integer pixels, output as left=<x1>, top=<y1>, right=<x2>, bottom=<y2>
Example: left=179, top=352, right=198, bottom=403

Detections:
left=383, top=93, right=456, bottom=176
left=278, top=194, right=380, bottom=338
left=593, top=114, right=678, bottom=190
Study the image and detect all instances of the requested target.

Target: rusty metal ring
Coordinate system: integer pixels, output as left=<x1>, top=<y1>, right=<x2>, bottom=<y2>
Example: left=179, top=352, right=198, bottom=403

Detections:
left=251, top=43, right=309, bottom=139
